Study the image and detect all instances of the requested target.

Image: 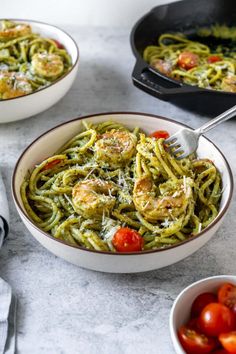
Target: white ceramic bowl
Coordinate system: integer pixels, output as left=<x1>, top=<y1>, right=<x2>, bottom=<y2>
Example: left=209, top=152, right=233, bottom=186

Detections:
left=169, top=275, right=236, bottom=354
left=12, top=112, right=233, bottom=273
left=0, top=19, right=79, bottom=123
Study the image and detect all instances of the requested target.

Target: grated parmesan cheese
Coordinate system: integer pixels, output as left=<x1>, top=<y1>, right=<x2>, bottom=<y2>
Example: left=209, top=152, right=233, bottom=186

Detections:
left=64, top=193, right=76, bottom=211
left=161, top=218, right=171, bottom=228
left=84, top=167, right=96, bottom=180
left=183, top=175, right=187, bottom=194
left=101, top=216, right=120, bottom=240
left=198, top=223, right=202, bottom=233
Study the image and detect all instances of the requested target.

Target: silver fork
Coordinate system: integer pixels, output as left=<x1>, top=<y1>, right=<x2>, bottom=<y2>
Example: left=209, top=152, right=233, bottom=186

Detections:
left=165, top=104, right=236, bottom=160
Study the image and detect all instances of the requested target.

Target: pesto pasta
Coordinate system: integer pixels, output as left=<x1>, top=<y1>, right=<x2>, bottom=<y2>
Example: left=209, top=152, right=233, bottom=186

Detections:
left=21, top=120, right=222, bottom=252
left=143, top=26, right=236, bottom=92
left=0, top=20, right=72, bottom=99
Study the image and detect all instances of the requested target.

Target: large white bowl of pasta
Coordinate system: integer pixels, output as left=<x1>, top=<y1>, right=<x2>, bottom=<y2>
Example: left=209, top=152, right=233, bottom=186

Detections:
left=0, top=19, right=79, bottom=123
left=12, top=112, right=233, bottom=273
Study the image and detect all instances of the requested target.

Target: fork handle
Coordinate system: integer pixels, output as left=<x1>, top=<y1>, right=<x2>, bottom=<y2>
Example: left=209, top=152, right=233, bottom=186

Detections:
left=195, top=104, right=236, bottom=135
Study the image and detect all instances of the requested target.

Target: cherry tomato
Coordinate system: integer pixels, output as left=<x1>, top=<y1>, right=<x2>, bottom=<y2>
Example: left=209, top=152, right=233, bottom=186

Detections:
left=178, top=325, right=217, bottom=354
left=191, top=292, right=217, bottom=318
left=52, top=39, right=64, bottom=49
left=177, top=51, right=199, bottom=70
left=199, top=303, right=235, bottom=337
left=218, top=283, right=236, bottom=312
left=207, top=55, right=221, bottom=63
left=112, top=228, right=144, bottom=252
left=212, top=350, right=229, bottom=354
left=149, top=130, right=170, bottom=139
left=219, top=331, right=236, bottom=353
left=42, top=159, right=62, bottom=171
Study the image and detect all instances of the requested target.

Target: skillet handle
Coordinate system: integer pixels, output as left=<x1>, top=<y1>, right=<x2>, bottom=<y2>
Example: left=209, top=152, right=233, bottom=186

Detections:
left=132, top=60, right=201, bottom=99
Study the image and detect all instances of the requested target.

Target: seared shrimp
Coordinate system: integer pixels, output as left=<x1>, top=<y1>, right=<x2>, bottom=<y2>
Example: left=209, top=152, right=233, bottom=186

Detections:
left=31, top=53, right=64, bottom=79
left=0, top=72, right=32, bottom=99
left=72, top=179, right=117, bottom=218
left=221, top=75, right=236, bottom=92
left=95, top=130, right=137, bottom=168
left=0, top=21, right=31, bottom=39
left=151, top=59, right=172, bottom=76
left=133, top=174, right=193, bottom=222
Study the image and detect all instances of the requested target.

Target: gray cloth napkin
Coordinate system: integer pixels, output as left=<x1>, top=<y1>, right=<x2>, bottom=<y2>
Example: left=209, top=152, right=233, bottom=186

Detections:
left=0, top=171, right=9, bottom=247
left=0, top=170, right=16, bottom=354
left=0, top=280, right=16, bottom=354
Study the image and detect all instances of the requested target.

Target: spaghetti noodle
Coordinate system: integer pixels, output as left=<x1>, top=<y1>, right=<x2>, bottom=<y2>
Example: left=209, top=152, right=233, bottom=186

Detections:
left=0, top=20, right=72, bottom=99
left=21, top=121, right=222, bottom=252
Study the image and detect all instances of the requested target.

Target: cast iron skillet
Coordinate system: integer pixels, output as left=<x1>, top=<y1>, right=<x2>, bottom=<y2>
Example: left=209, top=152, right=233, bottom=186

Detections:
left=130, top=0, right=236, bottom=115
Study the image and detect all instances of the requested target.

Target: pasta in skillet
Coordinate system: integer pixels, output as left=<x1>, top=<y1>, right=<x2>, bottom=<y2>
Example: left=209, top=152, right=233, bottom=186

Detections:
left=143, top=26, right=236, bottom=92
left=0, top=20, right=72, bottom=99
left=21, top=120, right=222, bottom=252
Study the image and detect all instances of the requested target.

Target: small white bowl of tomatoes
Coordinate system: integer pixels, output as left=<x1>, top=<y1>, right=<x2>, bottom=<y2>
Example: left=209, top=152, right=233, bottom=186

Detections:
left=169, top=275, right=236, bottom=354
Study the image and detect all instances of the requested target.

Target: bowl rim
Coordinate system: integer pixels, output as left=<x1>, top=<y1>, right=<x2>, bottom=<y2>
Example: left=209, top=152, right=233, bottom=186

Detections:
left=0, top=18, right=79, bottom=103
left=12, top=111, right=234, bottom=256
left=169, top=274, right=236, bottom=352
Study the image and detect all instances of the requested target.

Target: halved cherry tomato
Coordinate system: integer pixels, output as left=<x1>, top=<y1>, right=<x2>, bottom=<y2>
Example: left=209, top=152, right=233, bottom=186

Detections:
left=177, top=51, right=199, bottom=70
left=112, top=227, right=144, bottom=252
left=149, top=130, right=170, bottom=139
left=42, top=159, right=62, bottom=171
left=218, top=283, right=236, bottom=312
left=207, top=55, right=221, bottom=63
left=219, top=331, right=236, bottom=353
left=52, top=39, right=64, bottom=49
left=199, top=303, right=235, bottom=337
left=178, top=325, right=217, bottom=354
left=191, top=292, right=217, bottom=318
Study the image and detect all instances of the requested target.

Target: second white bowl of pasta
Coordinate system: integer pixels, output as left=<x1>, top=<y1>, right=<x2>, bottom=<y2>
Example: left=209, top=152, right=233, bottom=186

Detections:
left=12, top=112, right=233, bottom=273
left=0, top=19, right=79, bottom=123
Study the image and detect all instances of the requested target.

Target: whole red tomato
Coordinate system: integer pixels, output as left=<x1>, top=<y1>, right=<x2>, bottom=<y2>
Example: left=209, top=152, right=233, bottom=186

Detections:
left=191, top=292, right=217, bottom=318
left=199, top=303, right=235, bottom=337
left=112, top=228, right=144, bottom=252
